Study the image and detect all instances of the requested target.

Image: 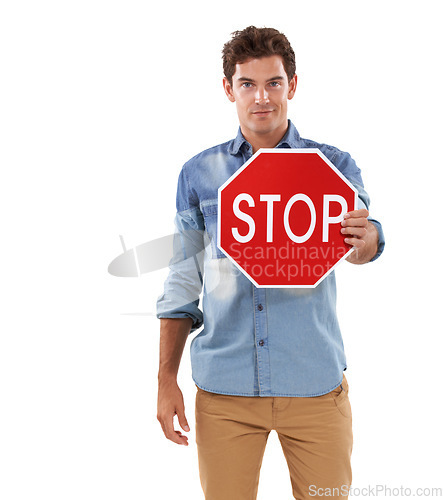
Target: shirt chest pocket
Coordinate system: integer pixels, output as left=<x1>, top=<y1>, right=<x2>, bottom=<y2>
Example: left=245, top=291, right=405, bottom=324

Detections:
left=200, top=199, right=227, bottom=260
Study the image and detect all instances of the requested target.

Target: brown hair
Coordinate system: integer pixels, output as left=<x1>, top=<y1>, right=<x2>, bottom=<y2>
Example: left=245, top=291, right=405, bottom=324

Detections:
left=222, top=26, right=296, bottom=85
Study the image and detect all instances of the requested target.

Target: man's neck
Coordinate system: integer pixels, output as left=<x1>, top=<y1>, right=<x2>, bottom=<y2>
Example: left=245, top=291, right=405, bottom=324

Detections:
left=241, top=121, right=289, bottom=154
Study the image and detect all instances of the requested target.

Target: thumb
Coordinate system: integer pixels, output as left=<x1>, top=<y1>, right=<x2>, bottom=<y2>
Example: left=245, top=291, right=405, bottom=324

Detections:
left=176, top=405, right=190, bottom=432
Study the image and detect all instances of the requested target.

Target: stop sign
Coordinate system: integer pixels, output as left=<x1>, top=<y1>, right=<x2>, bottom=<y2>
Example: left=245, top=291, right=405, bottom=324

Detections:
left=217, top=148, right=358, bottom=287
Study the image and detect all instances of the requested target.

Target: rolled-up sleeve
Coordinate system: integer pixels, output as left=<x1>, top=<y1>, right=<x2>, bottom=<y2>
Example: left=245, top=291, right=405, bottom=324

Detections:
left=156, top=165, right=205, bottom=333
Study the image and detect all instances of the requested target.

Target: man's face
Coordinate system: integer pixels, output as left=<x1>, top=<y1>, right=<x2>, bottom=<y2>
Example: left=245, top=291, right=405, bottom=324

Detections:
left=223, top=55, right=297, bottom=140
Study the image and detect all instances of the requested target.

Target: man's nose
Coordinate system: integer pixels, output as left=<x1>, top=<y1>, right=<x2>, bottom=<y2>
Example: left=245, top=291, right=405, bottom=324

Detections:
left=255, top=87, right=269, bottom=104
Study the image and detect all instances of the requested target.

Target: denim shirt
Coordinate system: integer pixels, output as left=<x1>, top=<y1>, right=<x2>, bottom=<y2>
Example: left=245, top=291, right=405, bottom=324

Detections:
left=156, top=120, right=385, bottom=397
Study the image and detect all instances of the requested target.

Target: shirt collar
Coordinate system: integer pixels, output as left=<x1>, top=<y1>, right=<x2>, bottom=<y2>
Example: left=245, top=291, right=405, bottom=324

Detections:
left=228, top=119, right=302, bottom=155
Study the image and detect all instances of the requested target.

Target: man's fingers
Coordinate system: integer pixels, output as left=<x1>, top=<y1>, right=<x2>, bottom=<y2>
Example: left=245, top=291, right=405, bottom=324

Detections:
left=345, top=237, right=366, bottom=249
left=174, top=430, right=189, bottom=442
left=343, top=208, right=369, bottom=219
left=341, top=226, right=367, bottom=238
left=341, top=217, right=368, bottom=228
left=175, top=404, right=190, bottom=432
left=158, top=413, right=189, bottom=446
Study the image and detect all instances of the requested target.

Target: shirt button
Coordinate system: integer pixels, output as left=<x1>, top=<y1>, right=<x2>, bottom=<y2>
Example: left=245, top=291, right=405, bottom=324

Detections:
left=257, top=304, right=263, bottom=311
left=259, top=340, right=265, bottom=346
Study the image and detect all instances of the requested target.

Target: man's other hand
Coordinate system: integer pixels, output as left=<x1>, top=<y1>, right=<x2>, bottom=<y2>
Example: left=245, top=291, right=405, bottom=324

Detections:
left=157, top=378, right=190, bottom=446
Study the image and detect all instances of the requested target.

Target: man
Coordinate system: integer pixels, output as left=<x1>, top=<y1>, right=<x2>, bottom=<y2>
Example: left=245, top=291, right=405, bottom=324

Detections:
left=156, top=26, right=385, bottom=500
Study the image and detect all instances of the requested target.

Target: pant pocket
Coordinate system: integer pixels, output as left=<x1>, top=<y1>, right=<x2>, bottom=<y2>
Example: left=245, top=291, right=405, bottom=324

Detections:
left=195, top=386, right=216, bottom=412
left=332, top=375, right=352, bottom=418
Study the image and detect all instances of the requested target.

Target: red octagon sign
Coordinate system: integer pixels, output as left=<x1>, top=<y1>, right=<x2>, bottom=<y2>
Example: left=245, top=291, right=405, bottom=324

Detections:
left=217, top=149, right=358, bottom=287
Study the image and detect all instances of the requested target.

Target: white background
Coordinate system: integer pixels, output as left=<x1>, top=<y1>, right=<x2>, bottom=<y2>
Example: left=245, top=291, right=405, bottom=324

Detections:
left=1, top=1, right=442, bottom=499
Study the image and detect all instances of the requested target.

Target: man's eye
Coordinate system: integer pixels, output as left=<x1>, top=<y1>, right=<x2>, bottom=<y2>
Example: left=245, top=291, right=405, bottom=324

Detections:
left=269, top=81, right=281, bottom=87
left=242, top=82, right=253, bottom=88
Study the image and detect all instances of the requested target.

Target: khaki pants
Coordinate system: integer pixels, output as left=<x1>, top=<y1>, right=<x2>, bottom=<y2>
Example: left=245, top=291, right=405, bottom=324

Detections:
left=195, top=374, right=352, bottom=500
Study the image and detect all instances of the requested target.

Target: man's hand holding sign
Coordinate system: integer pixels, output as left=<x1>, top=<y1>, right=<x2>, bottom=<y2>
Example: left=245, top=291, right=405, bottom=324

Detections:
left=342, top=208, right=379, bottom=264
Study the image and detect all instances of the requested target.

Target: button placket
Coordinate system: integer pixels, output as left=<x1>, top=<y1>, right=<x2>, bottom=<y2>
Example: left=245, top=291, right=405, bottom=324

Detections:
left=253, top=287, right=271, bottom=395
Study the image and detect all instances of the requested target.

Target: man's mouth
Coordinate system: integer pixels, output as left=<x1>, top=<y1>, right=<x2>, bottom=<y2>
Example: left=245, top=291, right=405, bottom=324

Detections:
left=252, top=109, right=273, bottom=116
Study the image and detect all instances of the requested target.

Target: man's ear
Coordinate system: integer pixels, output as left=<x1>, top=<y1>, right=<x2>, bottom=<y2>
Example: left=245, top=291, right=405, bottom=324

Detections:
left=223, top=77, right=236, bottom=102
left=288, top=74, right=297, bottom=100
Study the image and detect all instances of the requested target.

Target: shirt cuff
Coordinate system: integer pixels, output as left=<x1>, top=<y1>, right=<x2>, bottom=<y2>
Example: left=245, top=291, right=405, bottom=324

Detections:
left=367, top=217, right=385, bottom=262
left=156, top=300, right=203, bottom=333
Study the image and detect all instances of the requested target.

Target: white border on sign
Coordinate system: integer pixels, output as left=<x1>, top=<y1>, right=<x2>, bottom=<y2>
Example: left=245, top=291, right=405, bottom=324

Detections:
left=217, top=148, right=359, bottom=288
